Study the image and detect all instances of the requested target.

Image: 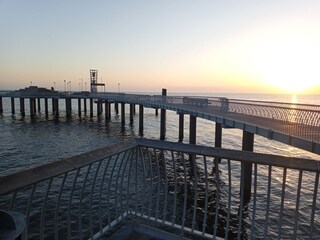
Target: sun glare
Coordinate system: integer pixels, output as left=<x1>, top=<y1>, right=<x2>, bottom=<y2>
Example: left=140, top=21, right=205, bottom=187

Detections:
left=250, top=31, right=320, bottom=93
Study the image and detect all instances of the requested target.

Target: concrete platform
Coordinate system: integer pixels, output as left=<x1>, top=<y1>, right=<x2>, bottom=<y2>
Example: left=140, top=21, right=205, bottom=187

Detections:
left=104, top=221, right=190, bottom=240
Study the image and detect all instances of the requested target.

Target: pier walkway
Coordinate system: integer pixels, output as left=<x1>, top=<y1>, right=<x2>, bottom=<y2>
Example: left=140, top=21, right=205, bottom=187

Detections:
left=0, top=88, right=319, bottom=154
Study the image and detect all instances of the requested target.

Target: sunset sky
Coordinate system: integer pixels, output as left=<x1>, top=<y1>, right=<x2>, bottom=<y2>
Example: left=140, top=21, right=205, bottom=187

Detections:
left=0, top=1, right=319, bottom=94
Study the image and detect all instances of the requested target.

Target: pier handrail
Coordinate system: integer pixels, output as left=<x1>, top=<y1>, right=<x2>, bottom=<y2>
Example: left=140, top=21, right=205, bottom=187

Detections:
left=1, top=138, right=319, bottom=239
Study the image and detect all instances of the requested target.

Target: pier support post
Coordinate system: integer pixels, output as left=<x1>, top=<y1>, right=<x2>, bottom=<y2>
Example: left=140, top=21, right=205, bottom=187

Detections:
left=179, top=113, right=184, bottom=142
left=20, top=98, right=25, bottom=116
left=160, top=88, right=167, bottom=140
left=0, top=97, right=3, bottom=114
left=189, top=115, right=197, bottom=173
left=121, top=103, right=125, bottom=125
left=129, top=104, right=134, bottom=124
left=11, top=97, right=15, bottom=115
left=97, top=100, right=102, bottom=117
left=66, top=98, right=72, bottom=118
left=52, top=98, right=55, bottom=114
left=115, top=102, right=119, bottom=115
left=241, top=131, right=254, bottom=205
left=78, top=98, right=81, bottom=116
left=37, top=98, right=41, bottom=112
left=189, top=115, right=197, bottom=144
left=53, top=99, right=59, bottom=117
left=44, top=98, right=48, bottom=117
left=105, top=101, right=110, bottom=120
left=133, top=104, right=136, bottom=115
left=139, top=105, right=144, bottom=135
left=30, top=98, right=36, bottom=117
left=215, top=123, right=222, bottom=148
left=84, top=98, right=87, bottom=115
left=155, top=108, right=158, bottom=116
left=90, top=99, right=93, bottom=118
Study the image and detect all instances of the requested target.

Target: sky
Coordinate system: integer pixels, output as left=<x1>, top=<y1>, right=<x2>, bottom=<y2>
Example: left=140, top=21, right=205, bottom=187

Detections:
left=0, top=0, right=319, bottom=94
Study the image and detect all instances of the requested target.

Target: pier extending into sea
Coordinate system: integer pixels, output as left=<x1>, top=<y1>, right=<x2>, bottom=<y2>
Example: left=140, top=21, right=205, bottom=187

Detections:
left=0, top=86, right=319, bottom=239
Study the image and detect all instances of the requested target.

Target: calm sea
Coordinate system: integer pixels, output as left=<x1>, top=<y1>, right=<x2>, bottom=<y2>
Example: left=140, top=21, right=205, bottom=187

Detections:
left=1, top=93, right=319, bottom=176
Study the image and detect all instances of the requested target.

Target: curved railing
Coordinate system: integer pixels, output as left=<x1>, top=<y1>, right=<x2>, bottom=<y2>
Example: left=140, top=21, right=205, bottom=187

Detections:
left=91, top=92, right=320, bottom=143
left=1, top=138, right=319, bottom=239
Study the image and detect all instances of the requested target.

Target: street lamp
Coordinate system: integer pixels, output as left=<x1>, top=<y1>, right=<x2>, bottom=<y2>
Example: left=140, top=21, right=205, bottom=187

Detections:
left=64, top=80, right=66, bottom=92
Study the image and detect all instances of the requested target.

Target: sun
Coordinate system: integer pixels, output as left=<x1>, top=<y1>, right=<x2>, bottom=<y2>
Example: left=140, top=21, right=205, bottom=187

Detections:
left=250, top=32, right=320, bottom=94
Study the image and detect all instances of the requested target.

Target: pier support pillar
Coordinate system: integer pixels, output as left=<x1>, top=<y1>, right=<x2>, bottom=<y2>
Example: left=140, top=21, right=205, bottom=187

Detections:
left=139, top=105, right=144, bottom=135
left=178, top=113, right=184, bottom=142
left=97, top=100, right=102, bottom=117
left=189, top=115, right=197, bottom=173
left=0, top=97, right=3, bottom=114
left=30, top=98, right=36, bottom=117
left=37, top=98, right=41, bottom=112
left=66, top=98, right=72, bottom=118
left=133, top=104, right=136, bottom=115
left=84, top=98, right=87, bottom=115
left=160, top=88, right=167, bottom=140
left=121, top=103, right=125, bottom=125
left=115, top=102, right=119, bottom=115
left=11, top=97, right=15, bottom=115
left=20, top=98, right=25, bottom=116
left=129, top=104, right=134, bottom=124
left=90, top=99, right=93, bottom=118
left=155, top=108, right=158, bottom=116
left=78, top=98, right=81, bottom=116
left=105, top=101, right=111, bottom=120
left=53, top=99, right=59, bottom=117
left=44, top=98, right=48, bottom=117
left=189, top=115, right=197, bottom=144
left=241, top=131, right=254, bottom=205
left=215, top=123, right=222, bottom=148
left=52, top=98, right=55, bottom=114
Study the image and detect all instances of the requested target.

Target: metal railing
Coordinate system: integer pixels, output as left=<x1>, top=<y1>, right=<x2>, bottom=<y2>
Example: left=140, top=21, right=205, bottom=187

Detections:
left=1, top=138, right=319, bottom=239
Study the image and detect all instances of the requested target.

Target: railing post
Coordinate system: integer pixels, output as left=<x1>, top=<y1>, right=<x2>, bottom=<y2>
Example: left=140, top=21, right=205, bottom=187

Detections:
left=179, top=113, right=184, bottom=142
left=160, top=88, right=167, bottom=140
left=241, top=130, right=254, bottom=205
left=139, top=104, right=144, bottom=136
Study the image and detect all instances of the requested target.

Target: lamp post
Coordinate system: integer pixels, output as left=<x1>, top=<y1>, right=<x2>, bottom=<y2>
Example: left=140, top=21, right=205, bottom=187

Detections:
left=64, top=80, right=66, bottom=92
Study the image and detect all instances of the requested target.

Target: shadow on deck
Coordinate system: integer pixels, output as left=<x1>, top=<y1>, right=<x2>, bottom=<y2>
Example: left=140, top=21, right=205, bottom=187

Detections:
left=103, top=221, right=190, bottom=240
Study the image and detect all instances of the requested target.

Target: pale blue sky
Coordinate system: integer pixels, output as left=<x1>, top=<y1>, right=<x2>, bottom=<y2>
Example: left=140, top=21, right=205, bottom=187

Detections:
left=1, top=1, right=319, bottom=93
